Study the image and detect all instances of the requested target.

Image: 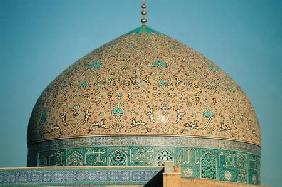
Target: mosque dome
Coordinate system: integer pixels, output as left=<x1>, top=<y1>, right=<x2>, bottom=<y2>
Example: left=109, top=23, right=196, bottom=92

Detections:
left=27, top=26, right=261, bottom=185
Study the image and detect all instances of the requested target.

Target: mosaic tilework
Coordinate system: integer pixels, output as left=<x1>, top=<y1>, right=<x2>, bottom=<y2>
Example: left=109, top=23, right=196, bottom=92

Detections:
left=28, top=136, right=260, bottom=155
left=27, top=137, right=260, bottom=185
left=27, top=25, right=261, bottom=146
left=0, top=166, right=162, bottom=186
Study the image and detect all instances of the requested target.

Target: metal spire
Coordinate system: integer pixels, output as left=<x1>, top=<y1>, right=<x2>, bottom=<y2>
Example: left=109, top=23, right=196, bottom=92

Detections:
left=141, top=0, right=147, bottom=25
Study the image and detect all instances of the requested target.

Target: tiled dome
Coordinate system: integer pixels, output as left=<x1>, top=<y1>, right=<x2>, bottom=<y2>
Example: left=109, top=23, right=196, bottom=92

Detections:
left=27, top=26, right=260, bottom=146
left=26, top=26, right=261, bottom=185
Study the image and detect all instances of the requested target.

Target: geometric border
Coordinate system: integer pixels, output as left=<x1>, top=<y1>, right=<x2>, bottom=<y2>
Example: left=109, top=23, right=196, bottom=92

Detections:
left=0, top=166, right=162, bottom=185
left=28, top=135, right=261, bottom=155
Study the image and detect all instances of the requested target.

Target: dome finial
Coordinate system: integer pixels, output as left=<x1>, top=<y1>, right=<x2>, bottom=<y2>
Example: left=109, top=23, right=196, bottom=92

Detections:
left=141, top=0, right=147, bottom=25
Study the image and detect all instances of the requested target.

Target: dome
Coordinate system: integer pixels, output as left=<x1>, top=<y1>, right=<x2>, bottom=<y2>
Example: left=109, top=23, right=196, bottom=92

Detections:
left=27, top=26, right=260, bottom=145
left=27, top=26, right=261, bottom=185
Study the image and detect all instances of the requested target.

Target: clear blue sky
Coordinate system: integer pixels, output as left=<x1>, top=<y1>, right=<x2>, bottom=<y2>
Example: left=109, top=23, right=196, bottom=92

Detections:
left=0, top=0, right=281, bottom=186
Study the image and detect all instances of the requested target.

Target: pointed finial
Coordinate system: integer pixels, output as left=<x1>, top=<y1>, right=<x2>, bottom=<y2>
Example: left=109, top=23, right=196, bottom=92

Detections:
left=141, top=0, right=147, bottom=25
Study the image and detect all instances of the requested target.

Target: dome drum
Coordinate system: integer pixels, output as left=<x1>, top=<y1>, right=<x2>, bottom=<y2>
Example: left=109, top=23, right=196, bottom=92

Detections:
left=27, top=135, right=260, bottom=184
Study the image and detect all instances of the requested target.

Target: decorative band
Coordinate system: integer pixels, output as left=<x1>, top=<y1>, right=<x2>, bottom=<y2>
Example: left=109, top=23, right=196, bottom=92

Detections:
left=28, top=135, right=260, bottom=155
left=0, top=166, right=162, bottom=185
